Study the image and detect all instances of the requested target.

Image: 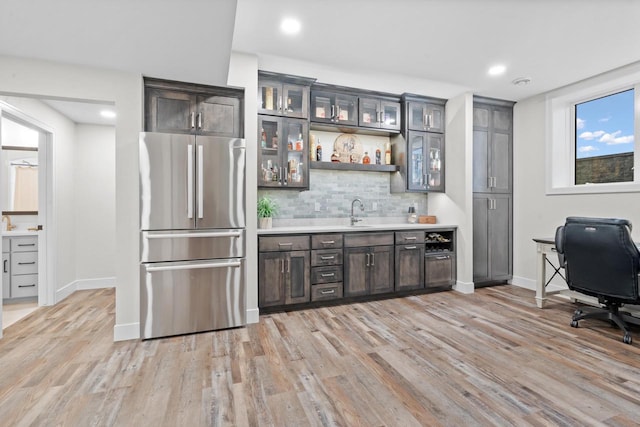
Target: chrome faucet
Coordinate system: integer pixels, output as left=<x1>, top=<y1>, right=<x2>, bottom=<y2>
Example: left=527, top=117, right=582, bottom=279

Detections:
left=350, top=198, right=365, bottom=226
left=2, top=215, right=16, bottom=231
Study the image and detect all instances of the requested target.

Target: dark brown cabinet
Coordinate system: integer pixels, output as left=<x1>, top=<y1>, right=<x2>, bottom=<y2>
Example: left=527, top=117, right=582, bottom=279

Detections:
left=258, top=236, right=311, bottom=307
left=358, top=97, right=401, bottom=131
left=144, top=78, right=243, bottom=137
left=425, top=230, right=457, bottom=288
left=258, top=115, right=309, bottom=189
left=258, top=71, right=314, bottom=119
left=310, top=90, right=358, bottom=126
left=395, top=231, right=425, bottom=291
left=405, top=131, right=444, bottom=192
left=310, top=234, right=343, bottom=302
left=343, top=233, right=394, bottom=297
left=406, top=97, right=445, bottom=133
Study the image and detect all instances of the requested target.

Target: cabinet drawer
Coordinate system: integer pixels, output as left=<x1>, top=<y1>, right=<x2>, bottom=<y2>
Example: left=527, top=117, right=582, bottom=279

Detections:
left=11, top=236, right=38, bottom=252
left=344, top=232, right=394, bottom=248
left=311, top=234, right=343, bottom=249
left=395, top=231, right=425, bottom=244
left=259, top=235, right=310, bottom=252
left=11, top=273, right=38, bottom=298
left=425, top=253, right=456, bottom=288
left=12, top=251, right=38, bottom=275
left=2, top=238, right=9, bottom=253
left=311, top=282, right=343, bottom=302
left=311, top=249, right=343, bottom=267
left=311, top=266, right=343, bottom=284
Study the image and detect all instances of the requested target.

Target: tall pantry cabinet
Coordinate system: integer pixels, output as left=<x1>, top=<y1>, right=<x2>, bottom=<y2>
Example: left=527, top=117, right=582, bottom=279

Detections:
left=472, top=97, right=514, bottom=286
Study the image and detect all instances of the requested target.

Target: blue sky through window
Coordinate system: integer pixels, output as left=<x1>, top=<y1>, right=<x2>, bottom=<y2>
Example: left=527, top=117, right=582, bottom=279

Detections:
left=575, top=89, right=634, bottom=159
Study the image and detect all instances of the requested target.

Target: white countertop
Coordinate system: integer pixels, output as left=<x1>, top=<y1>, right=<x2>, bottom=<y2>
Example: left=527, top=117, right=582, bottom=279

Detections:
left=2, top=230, right=38, bottom=237
left=257, top=222, right=457, bottom=235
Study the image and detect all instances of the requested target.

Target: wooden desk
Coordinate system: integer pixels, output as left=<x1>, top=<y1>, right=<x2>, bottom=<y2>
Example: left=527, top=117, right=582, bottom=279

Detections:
left=533, top=237, right=568, bottom=308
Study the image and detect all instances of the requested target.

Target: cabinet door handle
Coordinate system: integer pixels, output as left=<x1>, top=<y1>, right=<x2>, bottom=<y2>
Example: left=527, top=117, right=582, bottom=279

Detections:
left=320, top=255, right=335, bottom=260
left=320, top=289, right=336, bottom=295
left=286, top=259, right=290, bottom=273
left=190, top=112, right=195, bottom=129
left=17, top=243, right=36, bottom=247
left=371, top=253, right=375, bottom=266
left=3, top=259, right=7, bottom=273
left=404, top=236, right=417, bottom=241
left=321, top=240, right=335, bottom=245
left=331, top=105, right=335, bottom=121
left=435, top=255, right=450, bottom=260
left=321, top=273, right=335, bottom=278
left=18, top=284, right=36, bottom=288
left=366, top=253, right=370, bottom=267
left=405, top=246, right=417, bottom=250
left=281, top=259, right=285, bottom=274
left=18, top=261, right=36, bottom=265
left=197, top=113, right=203, bottom=130
left=278, top=242, right=293, bottom=247
left=423, top=174, right=427, bottom=187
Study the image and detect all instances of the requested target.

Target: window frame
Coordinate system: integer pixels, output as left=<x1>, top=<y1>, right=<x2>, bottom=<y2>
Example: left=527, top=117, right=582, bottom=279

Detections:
left=546, top=65, right=640, bottom=195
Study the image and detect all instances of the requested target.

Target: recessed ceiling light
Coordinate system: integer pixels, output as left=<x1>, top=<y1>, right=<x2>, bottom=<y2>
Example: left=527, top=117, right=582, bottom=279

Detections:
left=100, top=110, right=116, bottom=119
left=512, top=77, right=532, bottom=86
left=488, top=64, right=506, bottom=76
left=280, top=17, right=301, bottom=35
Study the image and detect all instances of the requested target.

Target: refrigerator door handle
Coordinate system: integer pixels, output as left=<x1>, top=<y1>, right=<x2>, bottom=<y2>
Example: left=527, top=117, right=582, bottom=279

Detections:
left=187, top=144, right=194, bottom=219
left=197, top=144, right=204, bottom=219
left=144, top=260, right=242, bottom=272
left=146, top=230, right=243, bottom=239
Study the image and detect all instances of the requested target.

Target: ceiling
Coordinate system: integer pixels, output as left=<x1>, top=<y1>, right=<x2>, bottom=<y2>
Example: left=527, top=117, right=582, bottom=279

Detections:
left=1, top=0, right=640, bottom=124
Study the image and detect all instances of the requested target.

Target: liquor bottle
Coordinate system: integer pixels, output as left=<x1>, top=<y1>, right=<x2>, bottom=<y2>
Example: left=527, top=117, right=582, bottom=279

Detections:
left=272, top=132, right=278, bottom=149
left=375, top=148, right=381, bottom=165
left=316, top=139, right=322, bottom=161
left=384, top=142, right=391, bottom=165
left=311, top=134, right=317, bottom=162
left=295, top=133, right=303, bottom=151
left=287, top=139, right=293, bottom=151
left=261, top=128, right=267, bottom=148
left=362, top=152, right=370, bottom=164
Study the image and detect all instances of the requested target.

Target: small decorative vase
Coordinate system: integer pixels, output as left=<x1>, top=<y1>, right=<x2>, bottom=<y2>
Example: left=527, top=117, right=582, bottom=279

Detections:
left=259, top=217, right=272, bottom=229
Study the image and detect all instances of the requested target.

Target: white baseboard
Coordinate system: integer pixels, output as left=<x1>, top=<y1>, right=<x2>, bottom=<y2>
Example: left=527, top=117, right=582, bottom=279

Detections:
left=510, top=275, right=567, bottom=293
left=55, top=277, right=116, bottom=303
left=114, top=322, right=140, bottom=341
left=453, top=280, right=475, bottom=294
left=246, top=308, right=259, bottom=324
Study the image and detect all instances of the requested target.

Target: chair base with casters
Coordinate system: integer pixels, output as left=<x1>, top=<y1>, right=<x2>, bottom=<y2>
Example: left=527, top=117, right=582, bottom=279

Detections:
left=570, top=301, right=640, bottom=345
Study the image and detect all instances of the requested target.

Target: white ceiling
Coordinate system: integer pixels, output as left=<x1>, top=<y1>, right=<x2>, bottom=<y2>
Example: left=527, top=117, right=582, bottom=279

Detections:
left=1, top=0, right=640, bottom=122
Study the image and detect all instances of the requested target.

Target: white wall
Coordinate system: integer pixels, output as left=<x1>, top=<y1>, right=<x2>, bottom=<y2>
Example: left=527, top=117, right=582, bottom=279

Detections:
left=74, top=124, right=116, bottom=281
left=430, top=92, right=474, bottom=292
left=512, top=88, right=640, bottom=290
left=0, top=55, right=142, bottom=341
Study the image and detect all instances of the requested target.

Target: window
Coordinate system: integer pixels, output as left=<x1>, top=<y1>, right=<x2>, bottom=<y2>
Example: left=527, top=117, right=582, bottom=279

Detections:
left=574, top=89, right=634, bottom=185
left=546, top=64, right=640, bottom=195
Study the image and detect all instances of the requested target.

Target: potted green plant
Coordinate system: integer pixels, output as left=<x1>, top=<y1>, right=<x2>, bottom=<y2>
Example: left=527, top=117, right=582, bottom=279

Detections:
left=257, top=196, right=277, bottom=229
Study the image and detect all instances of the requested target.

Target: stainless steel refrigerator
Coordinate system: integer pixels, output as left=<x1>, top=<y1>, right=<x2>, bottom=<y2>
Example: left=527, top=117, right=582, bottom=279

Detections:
left=139, top=132, right=246, bottom=339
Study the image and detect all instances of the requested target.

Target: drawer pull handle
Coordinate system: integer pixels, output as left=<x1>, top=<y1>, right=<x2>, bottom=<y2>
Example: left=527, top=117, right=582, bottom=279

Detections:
left=18, top=284, right=36, bottom=288
left=320, top=273, right=335, bottom=278
left=278, top=242, right=293, bottom=247
left=435, top=256, right=450, bottom=260
left=320, top=255, right=335, bottom=260
left=404, top=236, right=417, bottom=241
left=405, top=246, right=417, bottom=250
left=320, top=289, right=335, bottom=295
left=17, top=243, right=36, bottom=247
left=321, top=240, right=335, bottom=245
left=18, top=262, right=36, bottom=265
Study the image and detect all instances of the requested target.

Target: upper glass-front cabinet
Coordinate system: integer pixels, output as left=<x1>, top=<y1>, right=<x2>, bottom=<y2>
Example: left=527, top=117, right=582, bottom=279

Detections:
left=358, top=98, right=401, bottom=131
left=310, top=90, right=358, bottom=126
left=257, top=71, right=315, bottom=119
left=407, top=101, right=445, bottom=133
left=258, top=115, right=309, bottom=189
left=407, top=130, right=444, bottom=192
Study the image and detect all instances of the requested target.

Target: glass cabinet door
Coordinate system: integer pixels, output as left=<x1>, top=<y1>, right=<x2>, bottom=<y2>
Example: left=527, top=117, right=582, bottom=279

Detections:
left=359, top=98, right=380, bottom=129
left=258, top=116, right=282, bottom=187
left=408, top=101, right=427, bottom=131
left=282, top=119, right=309, bottom=189
left=426, top=133, right=444, bottom=191
left=380, top=100, right=401, bottom=131
left=310, top=91, right=333, bottom=123
left=407, top=131, right=427, bottom=191
left=281, top=84, right=308, bottom=119
left=333, top=93, right=358, bottom=126
left=407, top=101, right=444, bottom=133
left=258, top=81, right=281, bottom=116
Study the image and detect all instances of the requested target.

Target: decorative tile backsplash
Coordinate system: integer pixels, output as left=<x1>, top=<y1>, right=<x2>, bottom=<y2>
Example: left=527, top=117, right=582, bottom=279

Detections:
left=258, top=169, right=428, bottom=220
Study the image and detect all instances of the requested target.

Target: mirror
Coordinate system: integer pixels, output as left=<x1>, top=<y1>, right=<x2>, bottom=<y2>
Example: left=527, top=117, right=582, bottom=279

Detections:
left=1, top=115, right=39, bottom=215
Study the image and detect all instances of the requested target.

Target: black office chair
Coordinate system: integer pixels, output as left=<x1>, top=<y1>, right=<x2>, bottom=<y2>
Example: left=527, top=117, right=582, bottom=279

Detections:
left=555, top=217, right=640, bottom=344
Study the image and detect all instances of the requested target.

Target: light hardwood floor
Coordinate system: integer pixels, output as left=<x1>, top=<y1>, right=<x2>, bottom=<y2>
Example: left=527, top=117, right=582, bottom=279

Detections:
left=1, top=286, right=640, bottom=426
